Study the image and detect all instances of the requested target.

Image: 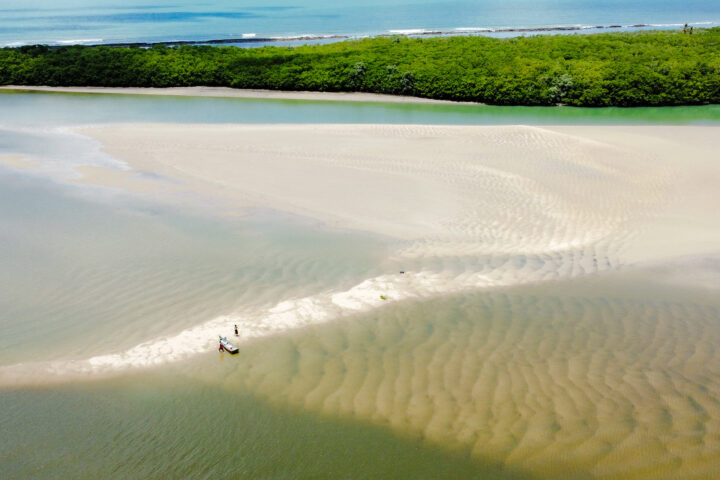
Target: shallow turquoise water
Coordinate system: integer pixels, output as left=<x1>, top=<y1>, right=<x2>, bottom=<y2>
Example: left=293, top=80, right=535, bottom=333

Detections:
left=1, top=0, right=718, bottom=46
left=2, top=90, right=720, bottom=127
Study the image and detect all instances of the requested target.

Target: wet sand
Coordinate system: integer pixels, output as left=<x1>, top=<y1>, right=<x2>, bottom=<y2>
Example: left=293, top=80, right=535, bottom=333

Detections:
left=4, top=123, right=718, bottom=370
left=220, top=280, right=720, bottom=479
left=0, top=85, right=464, bottom=104
left=3, top=122, right=720, bottom=478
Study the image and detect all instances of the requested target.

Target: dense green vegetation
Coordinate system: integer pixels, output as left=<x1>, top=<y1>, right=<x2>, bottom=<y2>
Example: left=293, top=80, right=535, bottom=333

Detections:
left=1, top=29, right=719, bottom=106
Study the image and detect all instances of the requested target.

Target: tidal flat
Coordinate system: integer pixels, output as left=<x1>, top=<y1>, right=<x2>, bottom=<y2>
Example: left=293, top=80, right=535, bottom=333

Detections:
left=1, top=90, right=719, bottom=479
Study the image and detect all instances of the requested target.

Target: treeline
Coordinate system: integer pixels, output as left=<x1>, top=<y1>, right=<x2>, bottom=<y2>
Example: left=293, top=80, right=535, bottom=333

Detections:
left=1, top=29, right=719, bottom=106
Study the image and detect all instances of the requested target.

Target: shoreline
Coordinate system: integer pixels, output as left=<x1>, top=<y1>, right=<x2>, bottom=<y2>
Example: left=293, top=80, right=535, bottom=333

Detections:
left=0, top=85, right=472, bottom=105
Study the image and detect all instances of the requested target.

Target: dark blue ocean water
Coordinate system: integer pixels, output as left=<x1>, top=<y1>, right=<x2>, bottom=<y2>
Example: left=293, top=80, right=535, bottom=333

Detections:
left=1, top=0, right=718, bottom=46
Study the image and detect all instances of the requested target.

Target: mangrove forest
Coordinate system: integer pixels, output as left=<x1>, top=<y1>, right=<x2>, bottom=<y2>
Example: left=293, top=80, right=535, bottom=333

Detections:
left=1, top=28, right=719, bottom=107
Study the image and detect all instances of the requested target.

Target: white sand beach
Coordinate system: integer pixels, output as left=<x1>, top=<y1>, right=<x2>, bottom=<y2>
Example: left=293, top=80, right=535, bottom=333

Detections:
left=70, top=123, right=720, bottom=261
left=70, top=121, right=713, bottom=480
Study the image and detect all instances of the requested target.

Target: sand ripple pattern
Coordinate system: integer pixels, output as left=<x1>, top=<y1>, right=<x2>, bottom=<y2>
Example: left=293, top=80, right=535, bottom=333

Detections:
left=0, top=258, right=602, bottom=379
left=225, top=288, right=720, bottom=479
left=4, top=124, right=702, bottom=378
left=77, top=124, right=673, bottom=259
left=3, top=123, right=719, bottom=478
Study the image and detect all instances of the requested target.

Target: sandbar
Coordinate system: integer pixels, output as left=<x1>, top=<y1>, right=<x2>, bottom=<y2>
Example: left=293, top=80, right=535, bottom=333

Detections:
left=4, top=122, right=720, bottom=480
left=0, top=85, right=469, bottom=104
left=69, top=123, right=720, bottom=263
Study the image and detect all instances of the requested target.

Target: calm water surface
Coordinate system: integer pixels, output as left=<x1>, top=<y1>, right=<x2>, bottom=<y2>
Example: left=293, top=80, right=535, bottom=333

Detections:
left=3, top=280, right=719, bottom=479
left=0, top=171, right=388, bottom=365
left=2, top=90, right=720, bottom=127
left=1, top=0, right=718, bottom=46
left=2, top=91, right=720, bottom=478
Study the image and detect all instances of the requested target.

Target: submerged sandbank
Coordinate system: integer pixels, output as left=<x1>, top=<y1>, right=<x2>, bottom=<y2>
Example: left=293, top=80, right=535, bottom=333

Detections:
left=3, top=122, right=718, bottom=377
left=225, top=282, right=720, bottom=479
left=3, top=122, right=720, bottom=479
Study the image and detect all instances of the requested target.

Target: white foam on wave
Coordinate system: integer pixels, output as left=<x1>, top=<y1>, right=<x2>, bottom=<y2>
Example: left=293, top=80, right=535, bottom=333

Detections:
left=55, top=38, right=103, bottom=45
left=0, top=241, right=620, bottom=386
left=389, top=29, right=428, bottom=35
left=454, top=27, right=493, bottom=32
left=269, top=34, right=337, bottom=40
left=647, top=21, right=720, bottom=27
left=0, top=272, right=450, bottom=383
left=0, top=269, right=511, bottom=385
left=81, top=270, right=495, bottom=372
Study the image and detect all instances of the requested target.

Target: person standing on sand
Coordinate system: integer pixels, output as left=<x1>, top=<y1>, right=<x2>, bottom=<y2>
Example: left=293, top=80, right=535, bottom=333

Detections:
left=234, top=324, right=238, bottom=336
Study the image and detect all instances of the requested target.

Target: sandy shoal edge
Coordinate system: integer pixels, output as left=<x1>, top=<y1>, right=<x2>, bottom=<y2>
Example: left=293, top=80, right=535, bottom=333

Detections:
left=70, top=124, right=720, bottom=255
left=3, top=123, right=720, bottom=261
left=0, top=85, right=475, bottom=105
left=0, top=154, right=39, bottom=170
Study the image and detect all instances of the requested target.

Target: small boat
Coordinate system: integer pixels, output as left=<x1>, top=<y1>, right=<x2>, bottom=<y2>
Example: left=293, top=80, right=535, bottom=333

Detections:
left=219, top=336, right=239, bottom=354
